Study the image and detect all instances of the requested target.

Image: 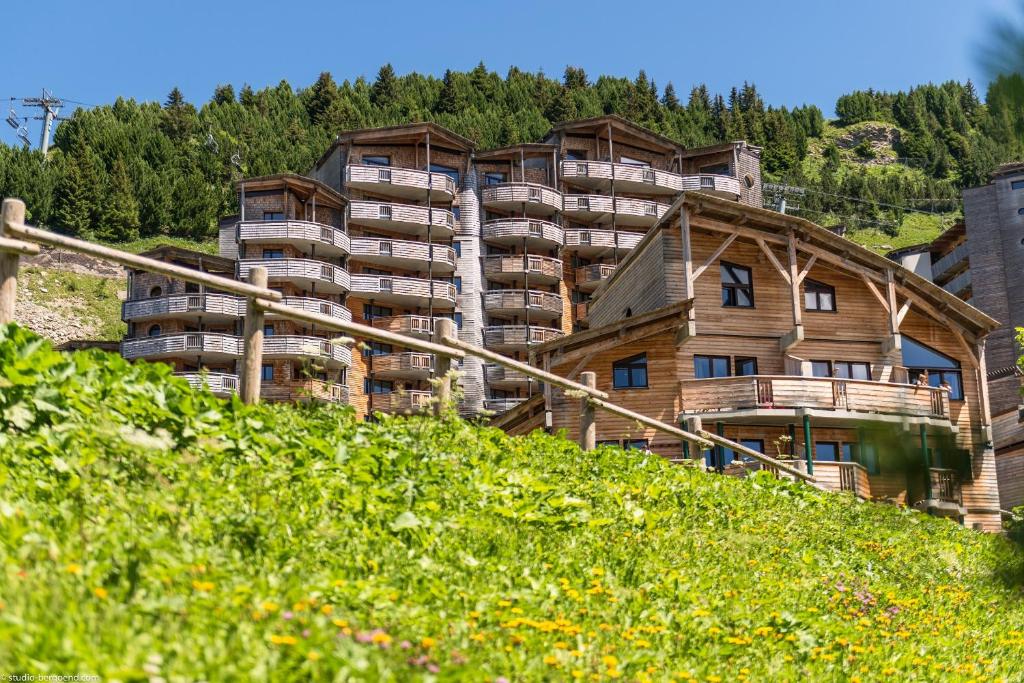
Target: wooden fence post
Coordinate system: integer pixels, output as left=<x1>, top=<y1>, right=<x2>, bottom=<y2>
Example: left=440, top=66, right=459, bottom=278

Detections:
left=432, top=317, right=456, bottom=416
left=580, top=371, right=596, bottom=451
left=240, top=266, right=268, bottom=404
left=0, top=199, right=26, bottom=325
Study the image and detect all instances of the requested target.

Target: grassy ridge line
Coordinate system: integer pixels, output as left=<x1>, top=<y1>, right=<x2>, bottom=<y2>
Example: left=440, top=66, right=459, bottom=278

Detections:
left=0, top=324, right=1022, bottom=681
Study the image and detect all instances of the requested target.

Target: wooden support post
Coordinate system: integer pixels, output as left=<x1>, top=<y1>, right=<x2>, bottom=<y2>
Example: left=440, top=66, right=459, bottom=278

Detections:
left=781, top=233, right=804, bottom=351
left=580, top=371, right=596, bottom=451
left=677, top=208, right=697, bottom=341
left=920, top=424, right=932, bottom=500
left=240, top=266, right=268, bottom=405
left=432, top=318, right=456, bottom=416
left=715, top=421, right=725, bottom=471
left=882, top=269, right=902, bottom=354
left=802, top=412, right=814, bottom=475
left=0, top=199, right=26, bottom=325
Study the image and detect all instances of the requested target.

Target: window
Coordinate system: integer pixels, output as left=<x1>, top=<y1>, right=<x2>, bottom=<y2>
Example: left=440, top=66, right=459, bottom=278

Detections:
left=694, top=355, right=730, bottom=379
left=833, top=361, right=871, bottom=380
left=612, top=353, right=648, bottom=389
left=429, top=163, right=460, bottom=186
left=700, top=162, right=731, bottom=176
left=262, top=249, right=284, bottom=259
left=261, top=364, right=274, bottom=381
left=735, top=357, right=758, bottom=376
left=565, top=150, right=587, bottom=161
left=364, top=341, right=392, bottom=357
left=451, top=312, right=463, bottom=329
left=364, top=378, right=394, bottom=394
left=185, top=282, right=200, bottom=294
left=597, top=439, right=619, bottom=448
left=810, top=360, right=833, bottom=378
left=1011, top=179, right=1024, bottom=190
left=804, top=279, right=836, bottom=312
left=484, top=171, right=507, bottom=186
left=624, top=439, right=650, bottom=451
left=263, top=211, right=284, bottom=221
left=452, top=206, right=461, bottom=220
left=148, top=286, right=162, bottom=297
left=362, top=155, right=390, bottom=166
left=263, top=324, right=275, bottom=337
left=1018, top=208, right=1024, bottom=216
left=619, top=155, right=650, bottom=167
left=147, top=324, right=162, bottom=337
left=453, top=241, right=462, bottom=257
left=860, top=442, right=880, bottom=474
left=841, top=443, right=857, bottom=463
left=815, top=442, right=840, bottom=462
left=363, top=304, right=393, bottom=320
left=709, top=438, right=763, bottom=469
left=454, top=276, right=462, bottom=294
left=902, top=336, right=964, bottom=400
left=720, top=262, right=754, bottom=307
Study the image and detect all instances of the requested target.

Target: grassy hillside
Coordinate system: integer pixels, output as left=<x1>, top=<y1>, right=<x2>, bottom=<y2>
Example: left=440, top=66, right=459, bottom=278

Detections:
left=1, top=324, right=1023, bottom=681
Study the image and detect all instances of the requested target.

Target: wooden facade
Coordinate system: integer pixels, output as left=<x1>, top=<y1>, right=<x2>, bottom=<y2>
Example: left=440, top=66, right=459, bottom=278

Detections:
left=519, top=193, right=1003, bottom=531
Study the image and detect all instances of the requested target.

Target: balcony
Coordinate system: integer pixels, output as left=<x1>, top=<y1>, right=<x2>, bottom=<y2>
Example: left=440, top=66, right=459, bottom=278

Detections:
left=482, top=325, right=565, bottom=351
left=371, top=352, right=434, bottom=380
left=175, top=371, right=239, bottom=397
left=562, top=195, right=670, bottom=227
left=563, top=228, right=644, bottom=257
left=121, top=332, right=242, bottom=361
left=679, top=173, right=742, bottom=199
left=727, top=458, right=871, bottom=498
left=369, top=314, right=435, bottom=338
left=238, top=258, right=350, bottom=295
left=348, top=200, right=455, bottom=239
left=236, top=220, right=349, bottom=258
left=266, top=297, right=352, bottom=322
left=942, top=270, right=972, bottom=299
left=560, top=160, right=683, bottom=196
left=574, top=264, right=616, bottom=292
left=931, top=242, right=970, bottom=283
left=262, top=335, right=351, bottom=369
left=483, top=254, right=563, bottom=286
left=350, top=274, right=456, bottom=308
left=483, top=289, right=563, bottom=320
left=349, top=237, right=456, bottom=273
left=678, top=375, right=951, bottom=426
left=122, top=293, right=243, bottom=322
left=261, top=379, right=349, bottom=404
left=484, top=364, right=533, bottom=390
left=370, top=390, right=433, bottom=415
left=481, top=218, right=564, bottom=249
left=481, top=182, right=562, bottom=216
left=346, top=164, right=455, bottom=201
left=485, top=398, right=527, bottom=413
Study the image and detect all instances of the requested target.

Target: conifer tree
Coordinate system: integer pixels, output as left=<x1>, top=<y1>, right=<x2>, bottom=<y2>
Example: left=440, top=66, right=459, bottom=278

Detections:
left=98, top=157, right=141, bottom=241
left=371, top=64, right=398, bottom=108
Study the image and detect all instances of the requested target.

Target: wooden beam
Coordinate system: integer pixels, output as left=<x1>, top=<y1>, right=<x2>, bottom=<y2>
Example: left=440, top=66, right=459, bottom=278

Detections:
left=565, top=353, right=595, bottom=381
left=796, top=254, right=817, bottom=284
left=756, top=238, right=790, bottom=285
left=861, top=274, right=890, bottom=313
left=885, top=270, right=900, bottom=330
left=896, top=301, right=913, bottom=326
left=787, top=234, right=803, bottom=328
left=950, top=328, right=980, bottom=369
left=692, top=233, right=738, bottom=280
left=679, top=208, right=697, bottom=337
left=551, top=319, right=683, bottom=369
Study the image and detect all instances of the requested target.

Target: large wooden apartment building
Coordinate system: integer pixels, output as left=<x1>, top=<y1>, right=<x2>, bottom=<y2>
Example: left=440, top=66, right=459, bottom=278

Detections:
left=497, top=192, right=1003, bottom=531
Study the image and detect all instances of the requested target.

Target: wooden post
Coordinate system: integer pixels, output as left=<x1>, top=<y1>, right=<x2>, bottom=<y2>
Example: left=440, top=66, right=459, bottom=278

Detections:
left=240, top=266, right=268, bottom=404
left=580, top=371, right=596, bottom=451
left=920, top=423, right=932, bottom=500
left=432, top=317, right=456, bottom=416
left=678, top=207, right=697, bottom=340
left=802, top=412, right=814, bottom=475
left=0, top=199, right=26, bottom=325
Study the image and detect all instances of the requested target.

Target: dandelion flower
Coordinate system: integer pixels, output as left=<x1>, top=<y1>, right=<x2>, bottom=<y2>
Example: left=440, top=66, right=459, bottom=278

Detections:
left=307, top=651, right=321, bottom=661
left=93, top=587, right=108, bottom=599
left=269, top=634, right=297, bottom=645
left=421, top=636, right=436, bottom=649
left=65, top=563, right=82, bottom=575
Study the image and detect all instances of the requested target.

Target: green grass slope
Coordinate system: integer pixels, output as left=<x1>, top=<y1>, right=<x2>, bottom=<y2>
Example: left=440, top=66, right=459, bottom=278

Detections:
left=1, top=324, right=1023, bottom=681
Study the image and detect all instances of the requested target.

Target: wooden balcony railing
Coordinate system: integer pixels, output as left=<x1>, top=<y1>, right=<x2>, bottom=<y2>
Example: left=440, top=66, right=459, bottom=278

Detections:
left=679, top=174, right=742, bottom=197
left=348, top=200, right=455, bottom=235
left=561, top=160, right=685, bottom=193
left=174, top=371, right=239, bottom=395
left=261, top=379, right=349, bottom=404
left=349, top=274, right=457, bottom=305
left=346, top=164, right=456, bottom=198
left=482, top=325, right=565, bottom=348
left=575, top=263, right=616, bottom=286
left=372, top=352, right=434, bottom=377
left=481, top=182, right=562, bottom=214
left=481, top=218, right=564, bottom=247
left=563, top=229, right=644, bottom=251
left=263, top=335, right=352, bottom=367
left=930, top=468, right=962, bottom=505
left=237, top=220, right=350, bottom=255
left=349, top=237, right=456, bottom=270
left=369, top=314, right=434, bottom=337
left=484, top=364, right=531, bottom=385
left=122, top=293, right=244, bottom=321
left=484, top=397, right=527, bottom=412
left=483, top=255, right=563, bottom=281
left=370, top=390, right=433, bottom=414
left=121, top=332, right=243, bottom=359
left=679, top=375, right=950, bottom=420
left=482, top=289, right=563, bottom=315
left=238, top=258, right=350, bottom=292
left=728, top=459, right=871, bottom=498
left=272, top=297, right=351, bottom=322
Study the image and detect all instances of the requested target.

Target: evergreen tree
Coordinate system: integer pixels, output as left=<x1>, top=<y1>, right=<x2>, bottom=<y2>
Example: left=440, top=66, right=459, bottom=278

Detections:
left=306, top=72, right=340, bottom=125
left=370, top=64, right=398, bottom=108
left=212, top=84, right=235, bottom=106
left=53, top=140, right=99, bottom=236
left=98, top=157, right=141, bottom=241
left=661, top=82, right=680, bottom=111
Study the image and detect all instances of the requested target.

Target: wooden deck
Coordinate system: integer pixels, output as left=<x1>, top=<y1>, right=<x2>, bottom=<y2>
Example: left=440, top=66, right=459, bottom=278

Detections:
left=238, top=258, right=350, bottom=294
left=348, top=200, right=455, bottom=238
left=349, top=274, right=457, bottom=308
left=350, top=237, right=456, bottom=273
left=346, top=164, right=455, bottom=201
left=236, top=220, right=349, bottom=257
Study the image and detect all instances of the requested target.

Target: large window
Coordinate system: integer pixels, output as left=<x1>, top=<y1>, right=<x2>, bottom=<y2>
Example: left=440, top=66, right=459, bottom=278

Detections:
left=619, top=156, right=650, bottom=167
left=263, top=211, right=284, bottom=221
left=815, top=442, right=840, bottom=462
left=735, top=357, right=759, bottom=376
left=720, top=262, right=754, bottom=307
left=623, top=439, right=650, bottom=451
left=834, top=361, right=871, bottom=381
left=484, top=171, right=507, bottom=186
left=364, top=378, right=394, bottom=394
left=565, top=150, right=587, bottom=161
left=364, top=341, right=392, bottom=357
left=363, top=304, right=393, bottom=320
left=700, top=162, right=731, bottom=176
left=902, top=336, right=964, bottom=400
left=262, top=249, right=284, bottom=259
left=709, top=438, right=764, bottom=469
left=430, top=163, right=460, bottom=186
left=1011, top=178, right=1024, bottom=190
left=261, top=364, right=274, bottom=381
left=362, top=155, right=390, bottom=167
left=613, top=353, right=648, bottom=389
left=804, top=279, right=836, bottom=312
left=694, top=355, right=731, bottom=379
left=263, top=324, right=275, bottom=337
left=810, top=360, right=833, bottom=378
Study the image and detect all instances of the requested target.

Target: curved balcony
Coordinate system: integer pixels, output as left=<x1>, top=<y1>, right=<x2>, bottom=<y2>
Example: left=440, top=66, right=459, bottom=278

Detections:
left=236, top=220, right=349, bottom=258
left=350, top=274, right=456, bottom=309
left=350, top=237, right=456, bottom=273
left=560, top=160, right=683, bottom=196
left=485, top=398, right=527, bottom=413
left=238, top=258, right=350, bottom=295
left=175, top=371, right=239, bottom=396
left=481, top=182, right=561, bottom=217
left=481, top=218, right=564, bottom=249
left=369, top=314, right=435, bottom=338
left=371, top=352, right=434, bottom=380
left=346, top=164, right=456, bottom=201
left=484, top=364, right=533, bottom=390
left=348, top=200, right=455, bottom=239
left=680, top=173, right=742, bottom=199
left=370, top=390, right=433, bottom=415
left=562, top=195, right=669, bottom=227
left=263, top=335, right=351, bottom=369
left=121, top=332, right=242, bottom=362
left=122, top=293, right=243, bottom=322
left=482, top=325, right=565, bottom=351
left=563, top=228, right=644, bottom=257
left=483, top=289, right=563, bottom=321
left=678, top=375, right=952, bottom=427
left=483, top=255, right=563, bottom=286
left=266, top=297, right=352, bottom=322
left=575, top=263, right=616, bottom=292
left=262, top=379, right=349, bottom=404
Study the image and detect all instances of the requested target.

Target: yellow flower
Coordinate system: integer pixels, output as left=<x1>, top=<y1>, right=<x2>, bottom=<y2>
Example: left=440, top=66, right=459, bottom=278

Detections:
left=307, top=651, right=321, bottom=661
left=332, top=579, right=346, bottom=587
left=591, top=567, right=605, bottom=576
left=707, top=676, right=722, bottom=683
left=192, top=580, right=215, bottom=592
left=320, top=604, right=333, bottom=615
left=261, top=601, right=279, bottom=613
left=93, top=587, right=108, bottom=599
left=65, top=563, right=82, bottom=575
left=544, top=655, right=559, bottom=666
left=270, top=634, right=298, bottom=645
left=602, top=655, right=619, bottom=669
left=607, top=669, right=622, bottom=679
left=371, top=632, right=392, bottom=646
left=571, top=671, right=584, bottom=679
left=332, top=618, right=349, bottom=628
left=498, top=600, right=512, bottom=607
left=421, top=637, right=436, bottom=649
left=554, top=641, right=568, bottom=650
left=470, top=633, right=485, bottom=642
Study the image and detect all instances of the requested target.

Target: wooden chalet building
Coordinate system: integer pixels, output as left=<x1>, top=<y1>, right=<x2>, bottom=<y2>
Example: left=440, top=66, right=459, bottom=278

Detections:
left=497, top=192, right=1003, bottom=531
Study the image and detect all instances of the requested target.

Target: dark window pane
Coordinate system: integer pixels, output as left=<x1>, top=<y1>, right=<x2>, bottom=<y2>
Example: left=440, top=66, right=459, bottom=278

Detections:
left=834, top=363, right=850, bottom=379
left=851, top=363, right=871, bottom=380
left=902, top=337, right=959, bottom=369
left=735, top=358, right=758, bottom=376
left=811, top=361, right=832, bottom=377
left=694, top=356, right=710, bottom=379
left=815, top=442, right=838, bottom=461
left=713, top=357, right=730, bottom=377
left=841, top=443, right=855, bottom=462
left=736, top=289, right=752, bottom=307
left=363, top=156, right=390, bottom=166
left=613, top=367, right=630, bottom=387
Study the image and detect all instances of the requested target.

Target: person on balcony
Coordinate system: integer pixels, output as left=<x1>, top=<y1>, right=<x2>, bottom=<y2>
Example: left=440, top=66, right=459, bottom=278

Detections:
left=915, top=371, right=930, bottom=388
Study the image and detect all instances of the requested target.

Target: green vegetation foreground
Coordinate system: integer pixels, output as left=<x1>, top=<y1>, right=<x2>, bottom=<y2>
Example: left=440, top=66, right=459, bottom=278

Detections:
left=0, top=324, right=1023, bottom=681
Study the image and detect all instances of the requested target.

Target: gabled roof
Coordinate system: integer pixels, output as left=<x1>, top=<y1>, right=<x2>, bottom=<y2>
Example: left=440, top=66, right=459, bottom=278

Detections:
left=591, top=192, right=999, bottom=338
left=312, top=122, right=474, bottom=171
left=545, top=114, right=682, bottom=154
left=236, top=173, right=347, bottom=208
left=136, top=246, right=235, bottom=274
left=678, top=140, right=761, bottom=158
left=475, top=142, right=558, bottom=161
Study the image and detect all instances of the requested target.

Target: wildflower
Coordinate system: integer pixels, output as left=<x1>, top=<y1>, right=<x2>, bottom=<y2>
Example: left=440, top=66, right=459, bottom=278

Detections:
left=602, top=655, right=618, bottom=669
left=498, top=599, right=512, bottom=607
left=591, top=567, right=605, bottom=577
left=400, top=640, right=412, bottom=650
left=307, top=651, right=321, bottom=661
left=469, top=610, right=481, bottom=619
left=270, top=634, right=297, bottom=645
left=371, top=631, right=392, bottom=647
left=320, top=604, right=333, bottom=615
left=261, top=601, right=279, bottom=613
left=192, top=580, right=214, bottom=592
left=572, top=671, right=584, bottom=679
left=421, top=637, right=436, bottom=649
left=93, top=587, right=108, bottom=599
left=332, top=618, right=349, bottom=628
left=65, top=563, right=82, bottom=575
left=544, top=655, right=558, bottom=666
left=554, top=641, right=568, bottom=650
left=282, top=611, right=294, bottom=621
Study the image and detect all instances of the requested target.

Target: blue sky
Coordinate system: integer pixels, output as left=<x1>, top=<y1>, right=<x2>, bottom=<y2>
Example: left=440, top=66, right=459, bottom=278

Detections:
left=1, top=0, right=1017, bottom=147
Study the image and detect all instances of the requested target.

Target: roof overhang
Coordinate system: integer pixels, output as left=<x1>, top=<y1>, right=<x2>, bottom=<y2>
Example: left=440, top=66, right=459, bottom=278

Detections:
left=546, top=114, right=681, bottom=154
left=475, top=143, right=558, bottom=161
left=334, top=122, right=474, bottom=151
left=137, top=245, right=235, bottom=273
left=236, top=173, right=347, bottom=208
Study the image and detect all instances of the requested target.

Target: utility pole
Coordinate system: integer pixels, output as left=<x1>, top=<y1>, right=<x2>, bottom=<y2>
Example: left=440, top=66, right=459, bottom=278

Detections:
left=7, top=90, right=64, bottom=154
left=763, top=182, right=804, bottom=215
